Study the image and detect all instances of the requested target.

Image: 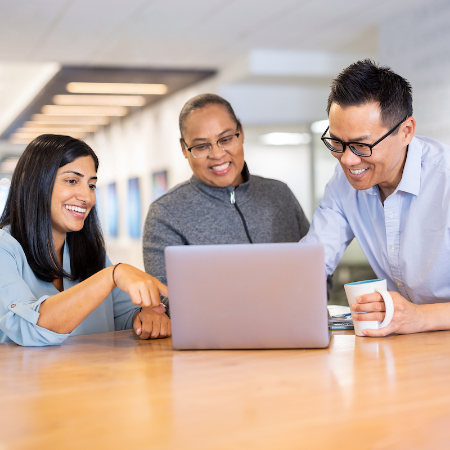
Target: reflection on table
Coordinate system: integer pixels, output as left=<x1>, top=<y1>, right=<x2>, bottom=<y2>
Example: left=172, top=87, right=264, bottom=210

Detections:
left=1, top=329, right=450, bottom=449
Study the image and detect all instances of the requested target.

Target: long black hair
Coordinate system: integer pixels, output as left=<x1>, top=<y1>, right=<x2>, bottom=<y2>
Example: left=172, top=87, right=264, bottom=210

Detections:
left=0, top=134, right=106, bottom=283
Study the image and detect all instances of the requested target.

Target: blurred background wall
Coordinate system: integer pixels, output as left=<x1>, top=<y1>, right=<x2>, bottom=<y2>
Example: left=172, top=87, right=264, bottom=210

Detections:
left=0, top=0, right=445, bottom=304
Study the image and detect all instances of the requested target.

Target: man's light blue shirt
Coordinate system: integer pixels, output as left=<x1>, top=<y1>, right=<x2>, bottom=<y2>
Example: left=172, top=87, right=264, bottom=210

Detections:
left=302, top=135, right=450, bottom=305
left=0, top=228, right=140, bottom=346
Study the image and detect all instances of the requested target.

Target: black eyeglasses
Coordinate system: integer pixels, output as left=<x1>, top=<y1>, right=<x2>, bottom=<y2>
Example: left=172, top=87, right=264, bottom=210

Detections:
left=321, top=116, right=408, bottom=157
left=182, top=132, right=240, bottom=159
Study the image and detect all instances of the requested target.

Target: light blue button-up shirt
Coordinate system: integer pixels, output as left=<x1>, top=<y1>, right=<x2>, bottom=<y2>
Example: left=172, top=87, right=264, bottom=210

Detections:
left=0, top=228, right=139, bottom=346
left=302, top=135, right=450, bottom=305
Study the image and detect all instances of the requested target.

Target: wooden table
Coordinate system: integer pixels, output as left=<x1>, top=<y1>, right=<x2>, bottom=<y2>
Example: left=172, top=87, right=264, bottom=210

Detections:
left=1, top=330, right=450, bottom=450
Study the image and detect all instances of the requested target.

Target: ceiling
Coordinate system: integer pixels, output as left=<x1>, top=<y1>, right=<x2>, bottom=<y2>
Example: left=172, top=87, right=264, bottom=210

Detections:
left=0, top=0, right=427, bottom=68
left=0, top=0, right=429, bottom=153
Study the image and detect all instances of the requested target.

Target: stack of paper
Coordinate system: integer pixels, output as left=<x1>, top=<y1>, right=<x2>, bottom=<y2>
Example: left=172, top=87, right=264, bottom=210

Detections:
left=327, top=305, right=354, bottom=330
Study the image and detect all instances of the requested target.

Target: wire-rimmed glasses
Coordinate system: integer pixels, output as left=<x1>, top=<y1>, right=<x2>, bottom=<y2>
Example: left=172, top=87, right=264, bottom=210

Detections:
left=183, top=132, right=240, bottom=159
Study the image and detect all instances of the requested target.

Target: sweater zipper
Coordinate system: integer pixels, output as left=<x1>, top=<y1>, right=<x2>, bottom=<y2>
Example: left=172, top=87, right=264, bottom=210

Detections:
left=230, top=190, right=253, bottom=243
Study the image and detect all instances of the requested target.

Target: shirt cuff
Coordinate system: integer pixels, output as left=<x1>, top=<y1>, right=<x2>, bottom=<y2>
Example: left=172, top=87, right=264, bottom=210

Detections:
left=7, top=294, right=50, bottom=325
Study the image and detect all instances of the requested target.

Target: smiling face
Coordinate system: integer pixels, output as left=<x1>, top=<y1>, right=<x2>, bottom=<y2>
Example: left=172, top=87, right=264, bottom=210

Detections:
left=328, top=102, right=415, bottom=200
left=50, top=155, right=97, bottom=247
left=181, top=104, right=245, bottom=188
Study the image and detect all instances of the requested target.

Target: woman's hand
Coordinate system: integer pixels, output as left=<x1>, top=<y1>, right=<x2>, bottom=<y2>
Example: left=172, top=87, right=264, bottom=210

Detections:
left=133, top=307, right=171, bottom=339
left=113, top=264, right=168, bottom=308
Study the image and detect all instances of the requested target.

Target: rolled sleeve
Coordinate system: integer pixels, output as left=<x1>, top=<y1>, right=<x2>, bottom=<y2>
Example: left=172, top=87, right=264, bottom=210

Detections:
left=6, top=291, right=48, bottom=324
left=0, top=282, right=70, bottom=346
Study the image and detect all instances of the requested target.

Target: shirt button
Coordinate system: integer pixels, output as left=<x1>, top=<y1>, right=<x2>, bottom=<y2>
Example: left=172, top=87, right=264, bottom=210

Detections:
left=397, top=282, right=402, bottom=287
left=10, top=303, right=16, bottom=308
left=390, top=246, right=396, bottom=252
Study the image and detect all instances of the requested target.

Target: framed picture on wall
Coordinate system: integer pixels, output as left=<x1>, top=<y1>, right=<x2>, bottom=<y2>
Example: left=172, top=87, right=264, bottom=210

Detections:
left=128, top=177, right=141, bottom=239
left=151, top=170, right=168, bottom=201
left=107, top=182, right=119, bottom=237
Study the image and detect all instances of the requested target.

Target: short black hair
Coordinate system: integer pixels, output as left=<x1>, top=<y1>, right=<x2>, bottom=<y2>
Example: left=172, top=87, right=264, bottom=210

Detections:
left=179, top=93, right=241, bottom=138
left=327, top=59, right=413, bottom=129
left=0, top=134, right=105, bottom=283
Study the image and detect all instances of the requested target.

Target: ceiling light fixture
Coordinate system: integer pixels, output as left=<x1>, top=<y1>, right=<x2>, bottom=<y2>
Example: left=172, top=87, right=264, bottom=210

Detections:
left=31, top=114, right=110, bottom=125
left=17, top=127, right=96, bottom=134
left=41, top=105, right=128, bottom=116
left=311, top=120, right=329, bottom=134
left=11, top=131, right=86, bottom=141
left=23, top=122, right=98, bottom=132
left=66, top=82, right=168, bottom=95
left=259, top=132, right=311, bottom=146
left=0, top=157, right=20, bottom=173
left=53, top=95, right=146, bottom=106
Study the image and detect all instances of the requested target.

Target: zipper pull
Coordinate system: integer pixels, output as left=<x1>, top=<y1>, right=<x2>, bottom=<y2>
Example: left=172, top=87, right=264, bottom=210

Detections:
left=230, top=190, right=236, bottom=204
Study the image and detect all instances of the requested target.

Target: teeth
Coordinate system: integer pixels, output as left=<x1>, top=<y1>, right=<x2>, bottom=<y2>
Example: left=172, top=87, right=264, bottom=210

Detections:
left=65, top=205, right=86, bottom=213
left=349, top=168, right=368, bottom=175
left=211, top=162, right=230, bottom=172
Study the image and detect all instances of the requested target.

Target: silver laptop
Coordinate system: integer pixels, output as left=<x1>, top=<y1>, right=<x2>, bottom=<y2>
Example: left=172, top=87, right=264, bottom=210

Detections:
left=165, top=242, right=330, bottom=350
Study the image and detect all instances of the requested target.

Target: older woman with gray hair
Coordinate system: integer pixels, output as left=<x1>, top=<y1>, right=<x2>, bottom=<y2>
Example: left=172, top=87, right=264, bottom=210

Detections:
left=142, top=93, right=322, bottom=338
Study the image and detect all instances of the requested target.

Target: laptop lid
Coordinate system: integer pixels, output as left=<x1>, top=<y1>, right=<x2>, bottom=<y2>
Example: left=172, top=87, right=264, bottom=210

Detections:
left=165, top=242, right=330, bottom=350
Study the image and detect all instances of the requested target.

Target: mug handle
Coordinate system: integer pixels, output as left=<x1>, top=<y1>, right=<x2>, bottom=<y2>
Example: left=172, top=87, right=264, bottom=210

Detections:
left=374, top=288, right=394, bottom=329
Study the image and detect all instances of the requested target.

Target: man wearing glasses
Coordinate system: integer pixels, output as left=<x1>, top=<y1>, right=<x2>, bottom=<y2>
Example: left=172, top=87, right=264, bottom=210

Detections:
left=302, top=59, right=450, bottom=336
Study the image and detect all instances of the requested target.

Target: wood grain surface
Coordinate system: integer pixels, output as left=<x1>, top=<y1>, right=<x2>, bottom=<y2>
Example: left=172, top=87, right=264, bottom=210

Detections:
left=1, top=329, right=450, bottom=450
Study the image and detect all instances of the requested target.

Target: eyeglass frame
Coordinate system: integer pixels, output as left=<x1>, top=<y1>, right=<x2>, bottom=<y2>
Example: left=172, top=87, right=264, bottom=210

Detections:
left=320, top=115, right=409, bottom=157
left=182, top=131, right=241, bottom=159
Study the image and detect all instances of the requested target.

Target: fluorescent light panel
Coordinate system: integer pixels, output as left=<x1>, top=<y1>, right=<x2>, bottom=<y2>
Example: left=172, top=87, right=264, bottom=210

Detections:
left=0, top=157, right=20, bottom=173
left=31, top=114, right=110, bottom=125
left=259, top=132, right=311, bottom=146
left=66, top=82, right=167, bottom=95
left=53, top=94, right=146, bottom=106
left=17, top=127, right=95, bottom=134
left=23, top=122, right=98, bottom=132
left=10, top=137, right=37, bottom=145
left=11, top=131, right=86, bottom=140
left=42, top=105, right=128, bottom=116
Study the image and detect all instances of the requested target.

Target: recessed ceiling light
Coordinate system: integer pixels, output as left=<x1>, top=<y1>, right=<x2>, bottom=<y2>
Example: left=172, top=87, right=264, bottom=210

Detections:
left=66, top=82, right=168, bottom=95
left=259, top=132, right=311, bottom=146
left=311, top=120, right=329, bottom=134
left=0, top=157, right=20, bottom=173
left=41, top=105, right=128, bottom=116
left=53, top=95, right=146, bottom=106
left=31, top=114, right=110, bottom=125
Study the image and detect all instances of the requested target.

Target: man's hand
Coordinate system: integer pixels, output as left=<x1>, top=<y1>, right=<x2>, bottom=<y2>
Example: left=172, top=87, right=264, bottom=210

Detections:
left=351, top=291, right=425, bottom=336
left=133, top=307, right=171, bottom=340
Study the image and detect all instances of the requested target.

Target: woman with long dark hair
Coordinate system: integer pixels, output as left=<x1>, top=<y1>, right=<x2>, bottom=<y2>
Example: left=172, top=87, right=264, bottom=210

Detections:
left=0, top=134, right=168, bottom=346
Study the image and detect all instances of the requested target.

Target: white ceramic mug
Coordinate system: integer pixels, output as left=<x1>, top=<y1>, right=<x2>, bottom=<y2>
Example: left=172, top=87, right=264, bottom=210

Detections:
left=344, top=279, right=394, bottom=337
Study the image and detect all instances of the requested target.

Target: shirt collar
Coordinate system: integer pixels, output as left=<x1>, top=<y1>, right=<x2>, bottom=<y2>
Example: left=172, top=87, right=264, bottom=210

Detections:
left=396, top=136, right=422, bottom=196
left=362, top=136, right=422, bottom=197
left=189, top=162, right=252, bottom=203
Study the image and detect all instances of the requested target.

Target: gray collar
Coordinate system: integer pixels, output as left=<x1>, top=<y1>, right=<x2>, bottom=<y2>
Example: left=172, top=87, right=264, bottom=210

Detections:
left=189, top=162, right=252, bottom=204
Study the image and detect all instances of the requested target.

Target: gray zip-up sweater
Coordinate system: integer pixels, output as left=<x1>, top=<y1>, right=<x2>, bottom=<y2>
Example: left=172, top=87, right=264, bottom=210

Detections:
left=143, top=164, right=310, bottom=289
